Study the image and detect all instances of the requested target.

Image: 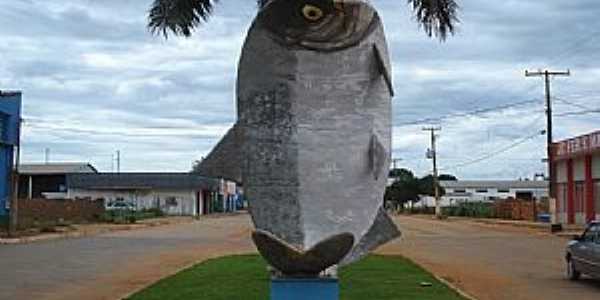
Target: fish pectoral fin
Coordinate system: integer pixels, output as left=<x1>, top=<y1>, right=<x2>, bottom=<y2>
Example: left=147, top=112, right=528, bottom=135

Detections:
left=369, top=134, right=387, bottom=180
left=252, top=230, right=354, bottom=277
left=373, top=44, right=394, bottom=97
left=341, top=207, right=401, bottom=265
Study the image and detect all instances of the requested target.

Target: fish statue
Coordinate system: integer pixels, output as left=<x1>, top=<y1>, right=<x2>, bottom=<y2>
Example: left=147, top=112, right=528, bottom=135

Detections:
left=199, top=0, right=399, bottom=276
left=148, top=0, right=458, bottom=277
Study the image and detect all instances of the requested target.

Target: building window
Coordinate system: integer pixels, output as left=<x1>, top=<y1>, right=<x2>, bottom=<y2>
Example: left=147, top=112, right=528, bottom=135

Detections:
left=498, top=189, right=510, bottom=193
left=476, top=189, right=488, bottom=193
left=454, top=189, right=466, bottom=193
left=166, top=197, right=178, bottom=206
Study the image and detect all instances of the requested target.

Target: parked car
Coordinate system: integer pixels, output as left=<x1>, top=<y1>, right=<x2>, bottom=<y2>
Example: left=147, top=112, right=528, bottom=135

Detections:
left=105, top=201, right=136, bottom=211
left=565, top=221, right=600, bottom=280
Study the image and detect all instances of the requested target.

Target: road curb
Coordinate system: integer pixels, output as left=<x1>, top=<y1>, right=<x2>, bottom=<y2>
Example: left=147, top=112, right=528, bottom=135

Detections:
left=0, top=217, right=195, bottom=245
left=434, top=275, right=479, bottom=300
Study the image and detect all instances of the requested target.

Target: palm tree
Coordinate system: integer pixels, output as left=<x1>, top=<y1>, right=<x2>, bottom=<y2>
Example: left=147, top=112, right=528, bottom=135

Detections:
left=147, top=0, right=459, bottom=40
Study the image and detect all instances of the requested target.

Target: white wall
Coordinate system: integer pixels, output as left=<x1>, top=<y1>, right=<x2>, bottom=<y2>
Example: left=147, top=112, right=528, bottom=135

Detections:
left=68, top=188, right=200, bottom=216
left=556, top=160, right=568, bottom=183
left=574, top=159, right=586, bottom=182
left=593, top=153, right=600, bottom=179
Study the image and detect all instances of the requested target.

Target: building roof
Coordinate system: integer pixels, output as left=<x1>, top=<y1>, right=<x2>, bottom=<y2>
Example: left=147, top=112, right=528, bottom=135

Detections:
left=440, top=180, right=548, bottom=190
left=67, top=173, right=220, bottom=191
left=19, top=163, right=98, bottom=175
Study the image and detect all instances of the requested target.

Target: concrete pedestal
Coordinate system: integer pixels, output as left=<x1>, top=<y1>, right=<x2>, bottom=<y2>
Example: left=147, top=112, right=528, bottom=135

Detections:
left=270, top=278, right=339, bottom=300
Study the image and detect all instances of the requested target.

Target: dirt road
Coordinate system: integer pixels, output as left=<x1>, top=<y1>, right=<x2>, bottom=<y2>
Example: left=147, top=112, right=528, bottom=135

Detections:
left=3, top=213, right=600, bottom=300
left=0, top=214, right=255, bottom=300
left=378, top=215, right=600, bottom=300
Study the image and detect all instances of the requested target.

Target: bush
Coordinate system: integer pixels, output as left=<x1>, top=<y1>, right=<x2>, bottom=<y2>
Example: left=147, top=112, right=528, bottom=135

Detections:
left=444, top=202, right=494, bottom=218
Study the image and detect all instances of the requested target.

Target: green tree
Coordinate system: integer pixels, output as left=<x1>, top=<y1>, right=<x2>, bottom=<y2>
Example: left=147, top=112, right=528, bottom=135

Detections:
left=147, top=0, right=460, bottom=41
left=388, top=168, right=415, bottom=183
left=385, top=168, right=420, bottom=209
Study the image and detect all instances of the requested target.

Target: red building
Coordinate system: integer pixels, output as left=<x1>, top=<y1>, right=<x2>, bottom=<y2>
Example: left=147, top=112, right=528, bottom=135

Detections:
left=552, top=130, right=600, bottom=224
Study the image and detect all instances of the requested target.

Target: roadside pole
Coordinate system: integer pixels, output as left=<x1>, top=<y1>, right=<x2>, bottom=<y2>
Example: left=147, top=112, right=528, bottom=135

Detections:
left=424, top=127, right=442, bottom=218
left=525, top=69, right=570, bottom=222
left=8, top=137, right=21, bottom=237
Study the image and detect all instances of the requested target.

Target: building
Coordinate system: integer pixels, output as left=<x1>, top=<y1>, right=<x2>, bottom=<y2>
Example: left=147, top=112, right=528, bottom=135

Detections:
left=0, top=91, right=21, bottom=222
left=414, top=180, right=548, bottom=208
left=552, top=130, right=600, bottom=225
left=18, top=163, right=98, bottom=199
left=66, top=173, right=239, bottom=216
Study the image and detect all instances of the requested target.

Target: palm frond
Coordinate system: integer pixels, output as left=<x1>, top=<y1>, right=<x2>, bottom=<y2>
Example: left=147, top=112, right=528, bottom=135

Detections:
left=147, top=0, right=219, bottom=38
left=408, top=0, right=460, bottom=41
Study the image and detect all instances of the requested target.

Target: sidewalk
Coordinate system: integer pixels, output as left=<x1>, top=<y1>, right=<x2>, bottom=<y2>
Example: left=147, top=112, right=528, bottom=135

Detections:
left=405, top=214, right=586, bottom=236
left=0, top=216, right=195, bottom=245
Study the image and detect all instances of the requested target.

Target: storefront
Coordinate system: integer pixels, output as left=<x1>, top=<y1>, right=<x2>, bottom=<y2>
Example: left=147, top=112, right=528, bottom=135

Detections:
left=552, top=130, right=600, bottom=225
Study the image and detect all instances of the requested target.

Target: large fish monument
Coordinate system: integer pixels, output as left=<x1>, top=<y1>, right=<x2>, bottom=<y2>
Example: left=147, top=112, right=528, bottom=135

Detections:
left=149, top=0, right=458, bottom=294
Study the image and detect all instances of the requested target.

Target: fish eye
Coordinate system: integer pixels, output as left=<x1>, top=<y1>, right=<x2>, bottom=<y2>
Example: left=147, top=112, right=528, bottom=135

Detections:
left=301, top=4, right=324, bottom=22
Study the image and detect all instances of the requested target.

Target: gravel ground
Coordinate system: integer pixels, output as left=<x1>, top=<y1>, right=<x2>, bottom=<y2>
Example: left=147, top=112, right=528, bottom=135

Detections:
left=0, top=214, right=255, bottom=300
left=377, top=215, right=600, bottom=300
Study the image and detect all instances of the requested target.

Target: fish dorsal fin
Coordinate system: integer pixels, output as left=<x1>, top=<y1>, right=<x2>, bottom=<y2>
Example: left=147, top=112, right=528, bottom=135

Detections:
left=252, top=230, right=354, bottom=277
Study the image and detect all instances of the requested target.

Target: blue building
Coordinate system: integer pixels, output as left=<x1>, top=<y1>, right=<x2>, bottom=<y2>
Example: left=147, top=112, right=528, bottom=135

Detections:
left=0, top=91, right=22, bottom=224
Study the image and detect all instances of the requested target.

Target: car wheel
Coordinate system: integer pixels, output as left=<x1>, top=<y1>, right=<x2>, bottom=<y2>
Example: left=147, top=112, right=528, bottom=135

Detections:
left=566, top=257, right=581, bottom=281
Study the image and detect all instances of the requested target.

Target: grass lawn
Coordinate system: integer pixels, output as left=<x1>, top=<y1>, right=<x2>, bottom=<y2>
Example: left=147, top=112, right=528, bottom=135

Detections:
left=126, top=255, right=466, bottom=300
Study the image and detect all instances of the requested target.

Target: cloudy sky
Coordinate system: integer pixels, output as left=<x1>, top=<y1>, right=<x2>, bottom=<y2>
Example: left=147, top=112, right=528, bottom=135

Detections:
left=1, top=0, right=599, bottom=179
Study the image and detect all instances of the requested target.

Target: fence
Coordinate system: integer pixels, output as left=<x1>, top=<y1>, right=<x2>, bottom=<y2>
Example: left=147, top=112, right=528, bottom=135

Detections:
left=17, top=198, right=105, bottom=229
left=493, top=198, right=549, bottom=221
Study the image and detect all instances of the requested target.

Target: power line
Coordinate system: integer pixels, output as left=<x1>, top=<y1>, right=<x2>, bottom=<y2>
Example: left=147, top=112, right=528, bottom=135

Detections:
left=441, top=129, right=544, bottom=171
left=396, top=98, right=541, bottom=126
left=553, top=96, right=594, bottom=111
left=555, top=109, right=600, bottom=117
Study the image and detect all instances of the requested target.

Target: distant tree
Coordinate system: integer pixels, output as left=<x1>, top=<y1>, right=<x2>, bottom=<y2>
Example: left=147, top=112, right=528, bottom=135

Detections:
left=388, top=168, right=415, bottom=183
left=418, top=173, right=457, bottom=196
left=191, top=160, right=202, bottom=173
left=385, top=169, right=420, bottom=209
left=439, top=174, right=458, bottom=181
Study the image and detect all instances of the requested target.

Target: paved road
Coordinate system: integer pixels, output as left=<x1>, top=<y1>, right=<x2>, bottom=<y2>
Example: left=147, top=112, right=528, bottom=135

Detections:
left=378, top=216, right=600, bottom=300
left=0, top=214, right=254, bottom=300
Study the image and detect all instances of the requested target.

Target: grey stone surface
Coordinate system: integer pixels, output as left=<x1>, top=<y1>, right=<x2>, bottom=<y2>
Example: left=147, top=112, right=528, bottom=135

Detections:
left=202, top=0, right=400, bottom=272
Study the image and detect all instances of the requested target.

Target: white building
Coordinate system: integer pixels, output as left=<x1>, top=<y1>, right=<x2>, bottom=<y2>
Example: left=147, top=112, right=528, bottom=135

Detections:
left=66, top=173, right=230, bottom=216
left=414, top=180, right=548, bottom=208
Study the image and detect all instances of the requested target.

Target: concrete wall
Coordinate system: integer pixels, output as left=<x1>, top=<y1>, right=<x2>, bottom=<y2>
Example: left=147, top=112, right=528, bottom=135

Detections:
left=593, top=153, right=600, bottom=179
left=574, top=159, right=586, bottom=182
left=556, top=160, right=568, bottom=183
left=68, top=188, right=201, bottom=216
left=445, top=187, right=548, bottom=201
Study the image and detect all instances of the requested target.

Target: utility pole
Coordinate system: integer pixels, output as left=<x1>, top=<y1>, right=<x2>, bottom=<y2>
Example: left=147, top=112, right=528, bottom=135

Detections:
left=390, top=158, right=403, bottom=183
left=423, top=127, right=442, bottom=218
left=44, top=148, right=50, bottom=164
left=392, top=158, right=402, bottom=170
left=525, top=69, right=570, bottom=215
left=8, top=121, right=22, bottom=237
left=116, top=150, right=121, bottom=173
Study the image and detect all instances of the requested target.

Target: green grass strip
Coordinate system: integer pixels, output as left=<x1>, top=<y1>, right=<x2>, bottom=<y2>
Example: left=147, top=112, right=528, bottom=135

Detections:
left=127, top=254, right=465, bottom=300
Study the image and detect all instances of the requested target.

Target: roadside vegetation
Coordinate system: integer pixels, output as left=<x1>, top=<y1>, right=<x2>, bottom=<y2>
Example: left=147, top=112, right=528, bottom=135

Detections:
left=126, top=255, right=466, bottom=300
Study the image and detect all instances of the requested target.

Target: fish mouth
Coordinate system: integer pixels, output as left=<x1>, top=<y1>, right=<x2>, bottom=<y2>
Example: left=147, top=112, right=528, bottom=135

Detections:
left=252, top=230, right=355, bottom=277
left=256, top=0, right=379, bottom=52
